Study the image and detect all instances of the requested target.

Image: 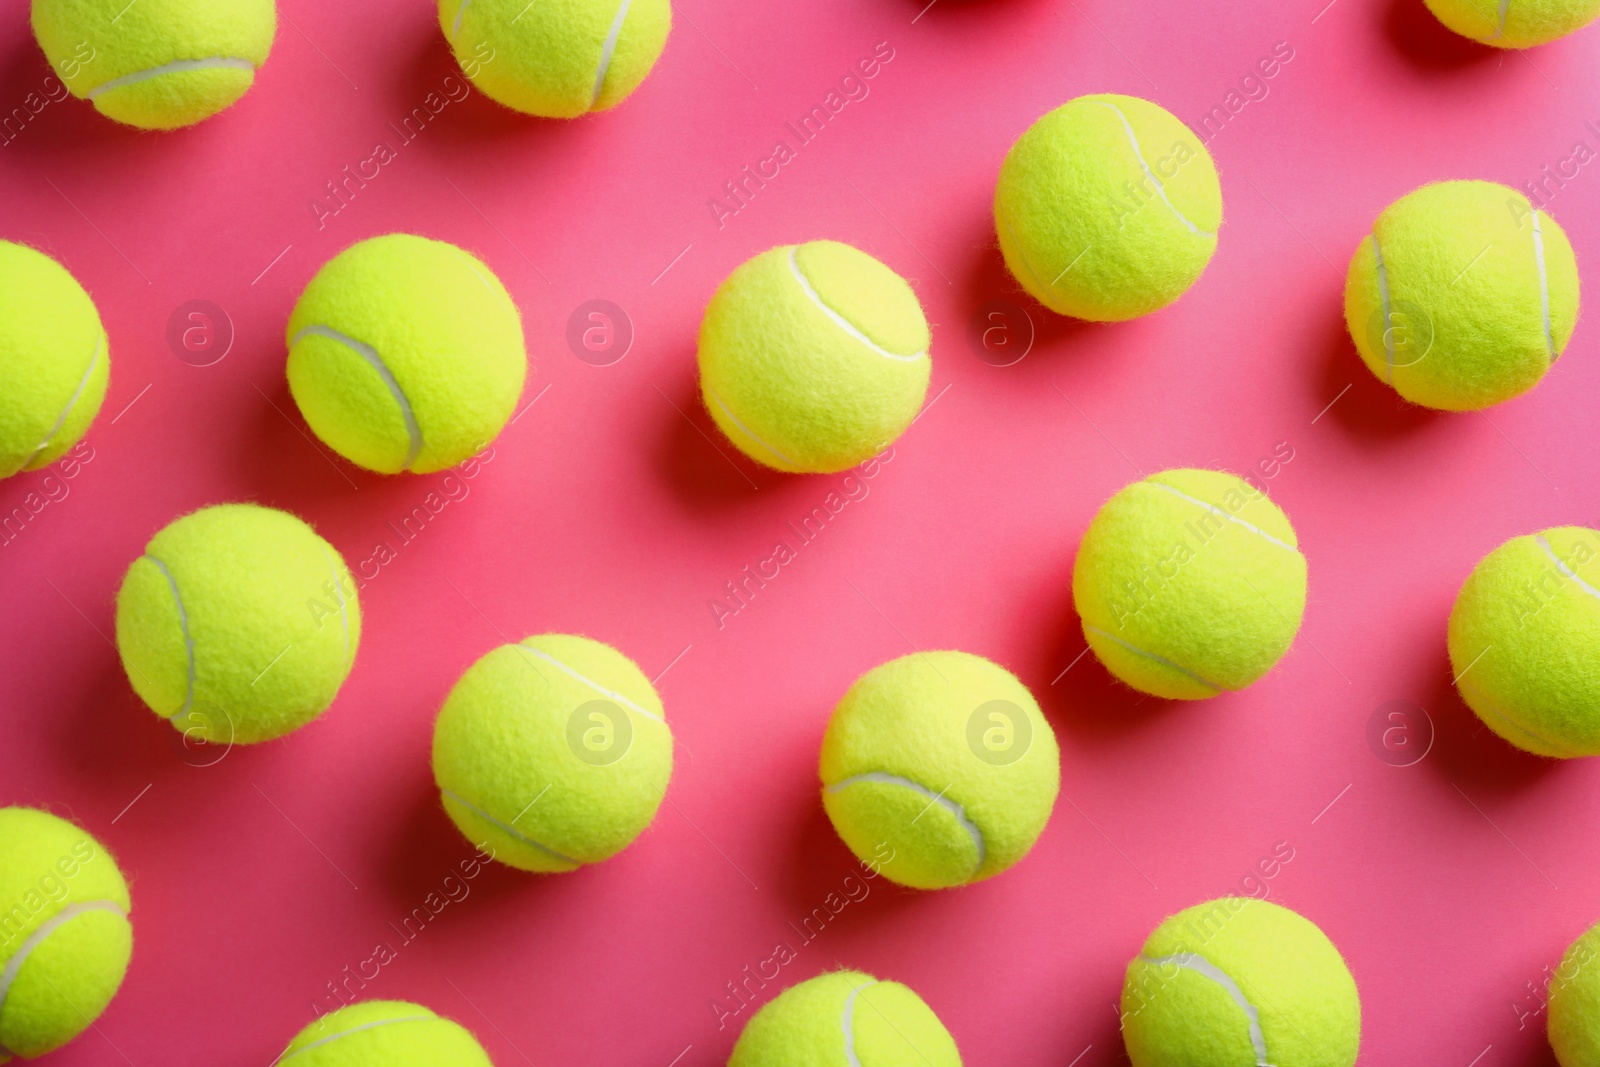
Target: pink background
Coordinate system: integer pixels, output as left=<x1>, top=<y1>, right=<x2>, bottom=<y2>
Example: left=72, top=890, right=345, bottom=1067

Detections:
left=1, top=0, right=1597, bottom=1062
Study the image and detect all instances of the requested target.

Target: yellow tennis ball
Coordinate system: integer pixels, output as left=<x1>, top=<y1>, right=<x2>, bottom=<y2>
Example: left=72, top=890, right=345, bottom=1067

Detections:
left=31, top=0, right=276, bottom=130
left=1073, top=469, right=1307, bottom=700
left=698, top=240, right=932, bottom=475
left=1550, top=920, right=1600, bottom=1064
left=995, top=93, right=1222, bottom=322
left=1121, top=897, right=1361, bottom=1067
left=0, top=807, right=132, bottom=1064
left=115, top=503, right=361, bottom=745
left=432, top=634, right=674, bottom=872
left=1426, top=0, right=1600, bottom=46
left=0, top=241, right=108, bottom=480
left=1344, top=180, right=1579, bottom=411
left=439, top=0, right=671, bottom=119
left=819, top=650, right=1059, bottom=890
left=729, top=970, right=963, bottom=1067
left=287, top=234, right=528, bottom=475
left=277, top=1001, right=492, bottom=1066
left=1448, top=526, right=1600, bottom=757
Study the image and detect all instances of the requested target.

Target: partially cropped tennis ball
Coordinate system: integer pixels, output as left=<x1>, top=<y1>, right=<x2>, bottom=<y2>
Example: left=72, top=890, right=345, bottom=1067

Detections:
left=32, top=0, right=276, bottom=130
left=730, top=970, right=963, bottom=1067
left=1345, top=180, right=1579, bottom=410
left=819, top=650, right=1059, bottom=890
left=1073, top=469, right=1307, bottom=700
left=287, top=234, right=527, bottom=475
left=699, top=240, right=931, bottom=475
left=1122, top=897, right=1360, bottom=1067
left=115, top=503, right=361, bottom=745
left=1551, top=920, right=1600, bottom=1065
left=995, top=93, right=1222, bottom=322
left=0, top=807, right=132, bottom=1063
left=439, top=0, right=670, bottom=118
left=433, top=634, right=674, bottom=872
left=278, top=1000, right=492, bottom=1066
left=1448, top=526, right=1600, bottom=757
left=1426, top=0, right=1600, bottom=46
left=0, top=241, right=108, bottom=480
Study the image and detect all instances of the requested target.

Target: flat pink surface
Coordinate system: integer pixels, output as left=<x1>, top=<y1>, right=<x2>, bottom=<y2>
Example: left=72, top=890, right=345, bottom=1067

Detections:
left=1, top=0, right=1597, bottom=1063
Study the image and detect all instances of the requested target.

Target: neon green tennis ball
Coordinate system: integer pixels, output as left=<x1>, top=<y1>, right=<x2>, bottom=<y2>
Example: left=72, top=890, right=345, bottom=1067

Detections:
left=995, top=93, right=1222, bottom=322
left=0, top=807, right=132, bottom=1064
left=1121, top=897, right=1360, bottom=1067
left=115, top=503, right=361, bottom=745
left=730, top=970, right=962, bottom=1067
left=1345, top=180, right=1579, bottom=411
left=433, top=634, right=674, bottom=872
left=819, top=651, right=1059, bottom=890
left=1550, top=920, right=1600, bottom=1064
left=278, top=1001, right=492, bottom=1066
left=287, top=234, right=527, bottom=475
left=0, top=241, right=108, bottom=480
left=1448, top=526, right=1600, bottom=757
left=31, top=0, right=276, bottom=130
left=1073, top=469, right=1307, bottom=700
left=1425, top=0, right=1600, bottom=45
left=699, top=240, right=932, bottom=475
left=440, top=0, right=671, bottom=119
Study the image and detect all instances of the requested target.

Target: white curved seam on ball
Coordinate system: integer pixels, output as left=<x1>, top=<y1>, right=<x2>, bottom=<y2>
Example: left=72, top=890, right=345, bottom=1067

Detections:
left=1143, top=481, right=1297, bottom=552
left=515, top=643, right=663, bottom=722
left=703, top=383, right=801, bottom=468
left=1495, top=0, right=1510, bottom=36
left=1084, top=625, right=1224, bottom=694
left=144, top=554, right=196, bottom=721
left=1095, top=100, right=1212, bottom=238
left=1458, top=676, right=1568, bottom=756
left=276, top=1015, right=436, bottom=1062
left=1371, top=233, right=1396, bottom=383
left=440, top=789, right=581, bottom=866
left=826, top=772, right=986, bottom=870
left=1138, top=953, right=1271, bottom=1066
left=292, top=325, right=424, bottom=471
left=0, top=901, right=128, bottom=1020
left=87, top=57, right=257, bottom=99
left=450, top=0, right=472, bottom=40
left=590, top=0, right=636, bottom=108
left=22, top=333, right=102, bottom=474
left=1532, top=211, right=1555, bottom=360
left=786, top=247, right=928, bottom=362
left=320, top=547, right=352, bottom=664
left=840, top=979, right=878, bottom=1067
left=1537, top=534, right=1600, bottom=605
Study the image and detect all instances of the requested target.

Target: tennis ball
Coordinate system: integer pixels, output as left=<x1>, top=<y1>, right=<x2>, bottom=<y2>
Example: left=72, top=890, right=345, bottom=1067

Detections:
left=1121, top=897, right=1360, bottom=1067
left=1448, top=526, right=1600, bottom=757
left=1550, top=920, right=1600, bottom=1064
left=819, top=650, right=1059, bottom=890
left=439, top=0, right=670, bottom=119
left=287, top=234, right=527, bottom=475
left=730, top=970, right=962, bottom=1067
left=115, top=503, right=361, bottom=745
left=32, top=0, right=276, bottom=130
left=0, top=807, right=132, bottom=1064
left=1073, top=469, right=1307, bottom=700
left=1425, top=0, right=1600, bottom=46
left=1345, top=180, right=1579, bottom=411
left=278, top=1000, right=492, bottom=1066
left=433, top=634, right=674, bottom=872
left=698, top=240, right=931, bottom=475
left=0, top=241, right=108, bottom=480
left=995, top=93, right=1222, bottom=322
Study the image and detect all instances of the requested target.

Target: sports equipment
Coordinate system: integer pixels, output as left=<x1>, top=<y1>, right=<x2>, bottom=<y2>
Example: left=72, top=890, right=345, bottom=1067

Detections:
left=0, top=241, right=109, bottom=480
left=1551, top=920, right=1600, bottom=1064
left=0, top=807, right=132, bottom=1063
left=994, top=93, right=1222, bottom=322
left=819, top=650, right=1059, bottom=890
left=1425, top=0, right=1600, bottom=46
left=439, top=0, right=671, bottom=119
left=1073, top=468, right=1307, bottom=700
left=1448, top=526, right=1600, bottom=757
left=698, top=240, right=931, bottom=475
left=1344, top=180, right=1579, bottom=410
left=729, top=970, right=962, bottom=1067
left=432, top=633, right=674, bottom=872
left=31, top=0, right=276, bottom=130
left=1122, top=897, right=1360, bottom=1067
left=114, top=503, right=361, bottom=745
left=277, top=1000, right=492, bottom=1065
left=287, top=234, right=527, bottom=475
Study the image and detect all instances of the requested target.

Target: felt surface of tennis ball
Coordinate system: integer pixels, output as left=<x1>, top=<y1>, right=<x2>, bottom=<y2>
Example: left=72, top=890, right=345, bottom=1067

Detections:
left=32, top=0, right=276, bottom=130
left=698, top=240, right=931, bottom=475
left=287, top=234, right=527, bottom=475
left=1448, top=526, right=1600, bottom=757
left=729, top=970, right=962, bottom=1067
left=1073, top=468, right=1307, bottom=700
left=819, top=650, right=1059, bottom=890
left=1550, top=920, right=1600, bottom=1065
left=1344, top=180, right=1579, bottom=410
left=439, top=0, right=670, bottom=118
left=0, top=241, right=108, bottom=480
left=433, top=633, right=674, bottom=872
left=0, top=807, right=132, bottom=1064
left=995, top=93, right=1222, bottom=322
left=115, top=503, right=361, bottom=745
left=278, top=1000, right=492, bottom=1066
left=1425, top=0, right=1600, bottom=46
left=1121, top=897, right=1360, bottom=1067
